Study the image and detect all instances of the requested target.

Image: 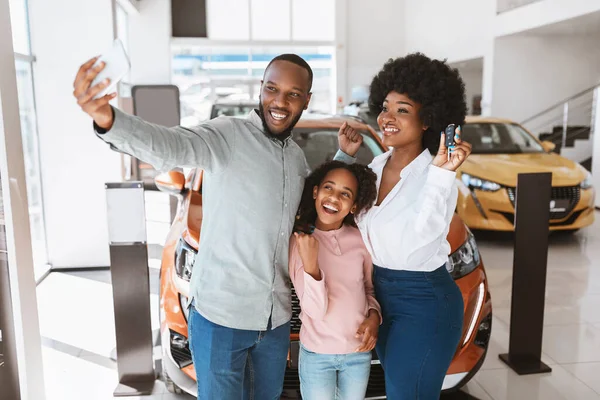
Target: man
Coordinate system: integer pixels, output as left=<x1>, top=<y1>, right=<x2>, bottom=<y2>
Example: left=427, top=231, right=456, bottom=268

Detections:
left=72, top=54, right=313, bottom=399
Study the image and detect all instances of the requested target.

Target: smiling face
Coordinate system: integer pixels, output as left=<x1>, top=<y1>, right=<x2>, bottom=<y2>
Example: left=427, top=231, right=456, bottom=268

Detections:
left=259, top=60, right=312, bottom=136
left=312, top=168, right=358, bottom=231
left=377, top=91, right=428, bottom=149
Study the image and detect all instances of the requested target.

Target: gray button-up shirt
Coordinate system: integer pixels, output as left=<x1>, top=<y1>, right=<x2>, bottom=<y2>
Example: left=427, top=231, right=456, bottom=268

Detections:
left=98, top=108, right=309, bottom=330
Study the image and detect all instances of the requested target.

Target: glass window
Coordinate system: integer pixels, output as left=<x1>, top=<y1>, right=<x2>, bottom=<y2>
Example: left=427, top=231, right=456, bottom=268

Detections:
left=115, top=3, right=131, bottom=98
left=249, top=45, right=335, bottom=114
left=9, top=0, right=30, bottom=54
left=251, top=0, right=290, bottom=41
left=172, top=46, right=254, bottom=126
left=172, top=45, right=336, bottom=125
left=292, top=0, right=334, bottom=41
left=15, top=60, right=48, bottom=278
left=207, top=0, right=250, bottom=40
left=462, top=123, right=544, bottom=154
left=116, top=4, right=130, bottom=55
left=293, top=129, right=382, bottom=170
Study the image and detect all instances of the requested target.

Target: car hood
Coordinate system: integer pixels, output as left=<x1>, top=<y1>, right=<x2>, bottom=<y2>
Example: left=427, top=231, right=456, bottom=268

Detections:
left=459, top=153, right=587, bottom=187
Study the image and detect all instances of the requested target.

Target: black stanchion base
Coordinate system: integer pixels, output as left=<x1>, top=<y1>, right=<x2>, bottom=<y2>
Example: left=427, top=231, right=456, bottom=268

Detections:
left=441, top=391, right=481, bottom=399
left=114, top=379, right=155, bottom=396
left=499, top=353, right=552, bottom=375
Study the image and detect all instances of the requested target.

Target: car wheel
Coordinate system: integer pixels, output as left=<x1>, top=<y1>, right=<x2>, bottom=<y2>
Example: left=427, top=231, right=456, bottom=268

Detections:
left=162, top=358, right=184, bottom=394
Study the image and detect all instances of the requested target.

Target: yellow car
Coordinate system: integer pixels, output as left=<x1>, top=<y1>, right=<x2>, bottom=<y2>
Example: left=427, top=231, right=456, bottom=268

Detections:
left=457, top=116, right=595, bottom=232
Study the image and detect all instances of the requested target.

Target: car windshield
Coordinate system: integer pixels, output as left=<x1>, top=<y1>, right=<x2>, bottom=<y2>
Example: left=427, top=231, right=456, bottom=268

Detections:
left=292, top=129, right=383, bottom=170
left=211, top=104, right=256, bottom=119
left=462, top=122, right=544, bottom=154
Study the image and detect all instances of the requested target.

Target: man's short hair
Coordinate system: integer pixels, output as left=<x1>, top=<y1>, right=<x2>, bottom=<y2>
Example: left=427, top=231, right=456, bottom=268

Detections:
left=266, top=54, right=313, bottom=92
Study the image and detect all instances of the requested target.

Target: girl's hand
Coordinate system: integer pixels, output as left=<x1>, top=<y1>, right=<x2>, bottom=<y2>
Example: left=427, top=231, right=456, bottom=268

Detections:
left=338, top=122, right=363, bottom=157
left=432, top=125, right=472, bottom=171
left=355, top=310, right=380, bottom=352
left=294, top=232, right=320, bottom=279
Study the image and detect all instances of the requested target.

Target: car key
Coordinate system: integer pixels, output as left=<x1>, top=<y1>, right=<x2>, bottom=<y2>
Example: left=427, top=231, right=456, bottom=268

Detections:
left=445, top=124, right=457, bottom=162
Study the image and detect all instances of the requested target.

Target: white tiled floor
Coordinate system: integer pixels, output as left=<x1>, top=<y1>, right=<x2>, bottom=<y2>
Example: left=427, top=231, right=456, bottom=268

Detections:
left=471, top=218, right=600, bottom=400
left=35, top=192, right=600, bottom=399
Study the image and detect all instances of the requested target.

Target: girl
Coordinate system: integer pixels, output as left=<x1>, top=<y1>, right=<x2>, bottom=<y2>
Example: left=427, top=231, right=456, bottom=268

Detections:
left=289, top=160, right=380, bottom=400
left=336, top=53, right=473, bottom=399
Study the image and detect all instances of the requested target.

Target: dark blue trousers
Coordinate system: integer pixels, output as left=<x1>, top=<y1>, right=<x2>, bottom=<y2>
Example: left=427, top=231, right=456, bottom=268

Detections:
left=374, top=265, right=464, bottom=400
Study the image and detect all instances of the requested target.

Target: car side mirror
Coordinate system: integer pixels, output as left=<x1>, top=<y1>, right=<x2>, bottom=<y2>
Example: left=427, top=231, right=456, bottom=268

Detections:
left=155, top=170, right=185, bottom=196
left=541, top=140, right=556, bottom=153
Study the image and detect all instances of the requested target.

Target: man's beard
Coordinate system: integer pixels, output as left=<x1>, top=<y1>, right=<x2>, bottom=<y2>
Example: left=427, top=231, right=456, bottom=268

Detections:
left=258, top=102, right=303, bottom=141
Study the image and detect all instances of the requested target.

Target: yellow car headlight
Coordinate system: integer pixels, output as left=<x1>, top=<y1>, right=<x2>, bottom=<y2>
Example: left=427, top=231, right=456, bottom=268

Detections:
left=581, top=172, right=593, bottom=190
left=461, top=173, right=501, bottom=192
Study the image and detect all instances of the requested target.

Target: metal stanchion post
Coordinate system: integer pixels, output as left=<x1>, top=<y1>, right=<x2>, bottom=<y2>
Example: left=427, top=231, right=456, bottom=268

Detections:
left=106, top=182, right=155, bottom=396
left=499, top=172, right=552, bottom=375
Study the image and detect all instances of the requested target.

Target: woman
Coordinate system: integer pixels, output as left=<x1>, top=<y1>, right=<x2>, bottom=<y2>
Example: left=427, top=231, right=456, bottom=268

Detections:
left=335, top=52, right=472, bottom=399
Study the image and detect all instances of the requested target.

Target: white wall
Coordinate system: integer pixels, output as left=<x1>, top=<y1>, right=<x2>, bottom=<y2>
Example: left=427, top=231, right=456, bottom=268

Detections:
left=127, top=0, right=172, bottom=84
left=343, top=0, right=495, bottom=100
left=28, top=0, right=121, bottom=267
left=490, top=34, right=600, bottom=124
left=344, top=0, right=405, bottom=100
left=404, top=0, right=496, bottom=63
left=455, top=67, right=483, bottom=115
left=496, top=0, right=600, bottom=38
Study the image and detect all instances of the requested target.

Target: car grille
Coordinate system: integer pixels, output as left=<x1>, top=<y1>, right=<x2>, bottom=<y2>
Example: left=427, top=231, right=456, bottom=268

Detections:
left=283, top=363, right=386, bottom=398
left=506, top=185, right=580, bottom=220
left=169, top=330, right=193, bottom=369
left=291, top=286, right=302, bottom=334
left=365, top=363, right=386, bottom=398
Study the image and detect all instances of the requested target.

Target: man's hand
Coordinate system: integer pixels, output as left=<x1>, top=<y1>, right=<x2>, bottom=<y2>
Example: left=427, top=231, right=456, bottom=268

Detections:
left=338, top=122, right=363, bottom=157
left=432, top=125, right=473, bottom=171
left=72, top=57, right=116, bottom=130
left=294, top=232, right=321, bottom=280
left=355, top=310, right=380, bottom=352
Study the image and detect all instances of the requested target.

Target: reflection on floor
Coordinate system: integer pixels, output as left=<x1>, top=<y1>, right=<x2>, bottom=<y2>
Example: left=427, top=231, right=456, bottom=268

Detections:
left=36, top=192, right=600, bottom=399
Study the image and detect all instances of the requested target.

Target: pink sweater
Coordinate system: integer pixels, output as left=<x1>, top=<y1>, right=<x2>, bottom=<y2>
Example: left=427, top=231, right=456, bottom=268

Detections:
left=289, top=225, right=381, bottom=354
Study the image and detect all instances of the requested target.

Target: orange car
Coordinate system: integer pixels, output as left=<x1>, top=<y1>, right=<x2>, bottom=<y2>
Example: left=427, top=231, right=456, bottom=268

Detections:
left=156, top=117, right=492, bottom=398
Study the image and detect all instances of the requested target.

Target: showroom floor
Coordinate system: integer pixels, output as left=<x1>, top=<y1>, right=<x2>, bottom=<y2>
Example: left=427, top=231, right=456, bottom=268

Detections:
left=35, top=191, right=600, bottom=400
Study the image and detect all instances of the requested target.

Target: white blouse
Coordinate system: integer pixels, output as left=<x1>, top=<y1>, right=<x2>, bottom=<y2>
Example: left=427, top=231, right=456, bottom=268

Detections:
left=339, top=149, right=458, bottom=272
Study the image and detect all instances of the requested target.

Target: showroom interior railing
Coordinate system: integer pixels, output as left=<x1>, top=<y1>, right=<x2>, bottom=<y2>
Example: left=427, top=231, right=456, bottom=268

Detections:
left=521, top=83, right=600, bottom=167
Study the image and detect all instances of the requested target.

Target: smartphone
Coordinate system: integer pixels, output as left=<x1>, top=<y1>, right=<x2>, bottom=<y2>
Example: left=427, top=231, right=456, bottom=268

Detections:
left=90, top=39, right=131, bottom=99
left=445, top=124, right=457, bottom=161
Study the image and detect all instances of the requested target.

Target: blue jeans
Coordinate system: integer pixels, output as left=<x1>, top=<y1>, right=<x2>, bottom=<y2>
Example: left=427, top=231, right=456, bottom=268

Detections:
left=188, top=305, right=291, bottom=400
left=299, top=344, right=371, bottom=400
left=374, top=265, right=464, bottom=400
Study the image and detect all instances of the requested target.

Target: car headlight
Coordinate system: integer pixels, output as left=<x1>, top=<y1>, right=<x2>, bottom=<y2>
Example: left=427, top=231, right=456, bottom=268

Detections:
left=461, top=173, right=501, bottom=192
left=179, top=293, right=191, bottom=322
left=174, top=238, right=196, bottom=282
left=446, top=233, right=481, bottom=279
left=581, top=172, right=593, bottom=190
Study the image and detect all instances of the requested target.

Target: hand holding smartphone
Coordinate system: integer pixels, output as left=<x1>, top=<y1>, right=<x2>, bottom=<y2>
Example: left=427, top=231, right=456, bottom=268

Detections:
left=90, top=39, right=131, bottom=99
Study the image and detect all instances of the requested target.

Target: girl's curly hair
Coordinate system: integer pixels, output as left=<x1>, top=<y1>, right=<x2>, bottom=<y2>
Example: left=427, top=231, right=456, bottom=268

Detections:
left=368, top=52, right=467, bottom=154
left=296, top=160, right=377, bottom=228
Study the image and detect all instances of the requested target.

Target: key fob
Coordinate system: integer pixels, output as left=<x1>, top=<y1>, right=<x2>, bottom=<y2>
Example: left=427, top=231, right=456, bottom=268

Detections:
left=445, top=124, right=457, bottom=148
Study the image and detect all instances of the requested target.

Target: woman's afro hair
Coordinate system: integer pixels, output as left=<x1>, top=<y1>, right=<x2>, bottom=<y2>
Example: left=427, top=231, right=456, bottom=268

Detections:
left=368, top=52, right=467, bottom=154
